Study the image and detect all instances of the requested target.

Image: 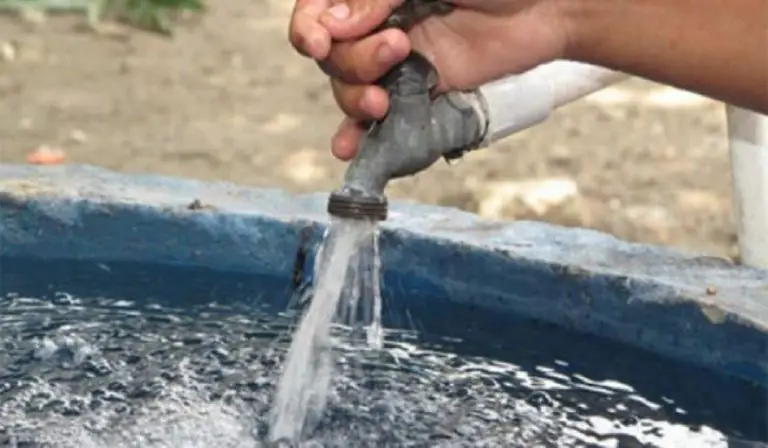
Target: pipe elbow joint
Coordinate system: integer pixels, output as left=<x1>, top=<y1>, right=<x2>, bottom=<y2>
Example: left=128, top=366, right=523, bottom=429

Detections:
left=379, top=91, right=486, bottom=181
left=341, top=82, right=486, bottom=197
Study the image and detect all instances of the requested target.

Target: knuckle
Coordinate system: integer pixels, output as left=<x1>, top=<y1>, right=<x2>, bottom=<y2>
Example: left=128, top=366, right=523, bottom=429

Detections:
left=288, top=16, right=313, bottom=55
left=288, top=28, right=306, bottom=51
left=325, top=49, right=357, bottom=81
left=331, top=81, right=363, bottom=118
left=328, top=42, right=376, bottom=83
left=317, top=59, right=340, bottom=79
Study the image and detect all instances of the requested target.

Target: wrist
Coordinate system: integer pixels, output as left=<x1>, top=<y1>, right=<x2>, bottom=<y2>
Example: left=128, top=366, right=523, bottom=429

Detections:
left=550, top=0, right=608, bottom=64
left=548, top=0, right=768, bottom=115
left=519, top=0, right=587, bottom=64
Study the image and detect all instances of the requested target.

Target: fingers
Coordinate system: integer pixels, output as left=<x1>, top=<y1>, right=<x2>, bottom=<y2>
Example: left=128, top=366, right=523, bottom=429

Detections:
left=319, top=0, right=405, bottom=40
left=290, top=0, right=408, bottom=60
left=292, top=0, right=416, bottom=162
left=331, top=118, right=367, bottom=161
left=331, top=78, right=390, bottom=120
left=319, top=27, right=410, bottom=84
left=321, top=26, right=408, bottom=122
left=289, top=0, right=333, bottom=59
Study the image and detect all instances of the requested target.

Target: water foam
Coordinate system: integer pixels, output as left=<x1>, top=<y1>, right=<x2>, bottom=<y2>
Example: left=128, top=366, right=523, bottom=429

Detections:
left=0, top=272, right=755, bottom=447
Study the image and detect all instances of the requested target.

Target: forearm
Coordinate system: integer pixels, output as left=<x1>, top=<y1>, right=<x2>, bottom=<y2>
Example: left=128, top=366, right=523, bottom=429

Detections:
left=560, top=0, right=768, bottom=114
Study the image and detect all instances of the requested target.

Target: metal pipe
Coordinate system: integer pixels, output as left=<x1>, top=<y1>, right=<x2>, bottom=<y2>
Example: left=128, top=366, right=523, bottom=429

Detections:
left=727, top=105, right=768, bottom=269
left=327, top=0, right=472, bottom=222
left=328, top=60, right=629, bottom=221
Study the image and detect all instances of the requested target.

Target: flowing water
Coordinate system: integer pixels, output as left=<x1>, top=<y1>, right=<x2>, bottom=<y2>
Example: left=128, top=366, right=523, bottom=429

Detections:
left=268, top=218, right=383, bottom=443
left=0, top=257, right=765, bottom=447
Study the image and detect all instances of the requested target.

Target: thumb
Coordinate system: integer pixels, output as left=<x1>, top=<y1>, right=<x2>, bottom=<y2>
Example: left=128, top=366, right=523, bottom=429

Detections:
left=320, top=0, right=405, bottom=41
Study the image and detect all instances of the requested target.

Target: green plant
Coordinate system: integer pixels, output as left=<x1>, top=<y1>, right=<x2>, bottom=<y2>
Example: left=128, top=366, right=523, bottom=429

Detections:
left=0, top=0, right=206, bottom=35
left=91, top=0, right=205, bottom=35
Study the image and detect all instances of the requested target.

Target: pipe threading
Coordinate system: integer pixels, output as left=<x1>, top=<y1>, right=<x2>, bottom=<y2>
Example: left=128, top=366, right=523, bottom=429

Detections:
left=327, top=192, right=388, bottom=221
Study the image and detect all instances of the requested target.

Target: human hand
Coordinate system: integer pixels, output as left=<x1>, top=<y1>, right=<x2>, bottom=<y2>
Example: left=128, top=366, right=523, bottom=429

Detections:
left=289, top=0, right=571, bottom=160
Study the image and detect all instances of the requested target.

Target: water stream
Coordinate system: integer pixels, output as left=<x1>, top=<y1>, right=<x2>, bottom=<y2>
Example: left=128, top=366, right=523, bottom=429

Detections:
left=268, top=218, right=383, bottom=444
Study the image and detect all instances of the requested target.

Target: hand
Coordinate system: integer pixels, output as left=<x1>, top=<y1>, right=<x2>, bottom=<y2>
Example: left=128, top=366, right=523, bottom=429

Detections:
left=289, top=0, right=571, bottom=160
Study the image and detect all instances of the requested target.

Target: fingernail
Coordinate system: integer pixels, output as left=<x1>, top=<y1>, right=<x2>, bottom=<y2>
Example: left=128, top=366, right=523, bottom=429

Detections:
left=359, top=88, right=376, bottom=113
left=326, top=3, right=350, bottom=21
left=377, top=44, right=395, bottom=65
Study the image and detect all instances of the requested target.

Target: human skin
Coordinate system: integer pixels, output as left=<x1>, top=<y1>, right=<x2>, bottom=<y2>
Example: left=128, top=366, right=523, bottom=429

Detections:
left=289, top=0, right=768, bottom=160
left=564, top=0, right=768, bottom=117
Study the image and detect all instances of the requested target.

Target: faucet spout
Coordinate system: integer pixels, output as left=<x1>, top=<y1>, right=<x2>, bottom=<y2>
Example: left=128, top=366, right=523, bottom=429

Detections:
left=326, top=0, right=486, bottom=221
left=343, top=51, right=485, bottom=195
left=327, top=50, right=486, bottom=221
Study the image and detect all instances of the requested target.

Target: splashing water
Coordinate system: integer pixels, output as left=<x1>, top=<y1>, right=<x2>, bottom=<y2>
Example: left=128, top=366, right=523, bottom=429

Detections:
left=268, top=218, right=383, bottom=444
left=1, top=258, right=762, bottom=447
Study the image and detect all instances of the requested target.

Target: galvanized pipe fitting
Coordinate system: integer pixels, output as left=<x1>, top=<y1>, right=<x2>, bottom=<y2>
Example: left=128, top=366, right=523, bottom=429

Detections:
left=326, top=0, right=486, bottom=221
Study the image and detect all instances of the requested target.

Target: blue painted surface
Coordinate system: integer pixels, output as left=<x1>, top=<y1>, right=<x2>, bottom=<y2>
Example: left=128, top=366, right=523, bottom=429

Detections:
left=1, top=164, right=767, bottom=387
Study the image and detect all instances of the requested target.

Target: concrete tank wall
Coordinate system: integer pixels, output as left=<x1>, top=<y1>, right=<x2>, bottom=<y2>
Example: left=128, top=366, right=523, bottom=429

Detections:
left=1, top=164, right=766, bottom=387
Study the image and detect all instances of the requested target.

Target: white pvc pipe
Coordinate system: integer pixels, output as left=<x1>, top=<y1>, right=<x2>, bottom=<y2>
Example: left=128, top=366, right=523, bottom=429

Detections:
left=465, top=61, right=768, bottom=269
left=727, top=105, right=768, bottom=269
left=474, top=61, right=629, bottom=145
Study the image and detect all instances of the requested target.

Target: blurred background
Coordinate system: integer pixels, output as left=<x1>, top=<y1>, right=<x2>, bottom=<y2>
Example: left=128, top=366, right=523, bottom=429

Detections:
left=0, top=0, right=737, bottom=258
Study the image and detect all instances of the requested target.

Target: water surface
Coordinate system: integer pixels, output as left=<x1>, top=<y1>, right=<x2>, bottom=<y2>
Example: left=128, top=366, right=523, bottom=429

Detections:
left=0, top=257, right=765, bottom=447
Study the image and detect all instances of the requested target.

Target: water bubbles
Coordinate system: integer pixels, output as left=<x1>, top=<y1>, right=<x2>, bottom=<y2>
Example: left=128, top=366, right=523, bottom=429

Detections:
left=52, top=292, right=80, bottom=306
left=33, top=335, right=94, bottom=368
left=526, top=391, right=556, bottom=408
left=83, top=359, right=113, bottom=377
left=268, top=437, right=296, bottom=447
left=0, top=291, right=748, bottom=447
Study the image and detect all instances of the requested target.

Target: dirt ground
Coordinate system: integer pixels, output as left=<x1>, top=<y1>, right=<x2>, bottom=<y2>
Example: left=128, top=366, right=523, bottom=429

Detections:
left=0, top=0, right=738, bottom=259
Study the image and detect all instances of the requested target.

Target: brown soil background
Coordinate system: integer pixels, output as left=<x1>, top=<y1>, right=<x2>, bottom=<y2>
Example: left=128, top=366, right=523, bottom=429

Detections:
left=0, top=1, right=738, bottom=258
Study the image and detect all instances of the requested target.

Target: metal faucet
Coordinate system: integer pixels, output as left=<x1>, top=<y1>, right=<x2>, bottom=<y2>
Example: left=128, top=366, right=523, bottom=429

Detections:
left=326, top=0, right=488, bottom=221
